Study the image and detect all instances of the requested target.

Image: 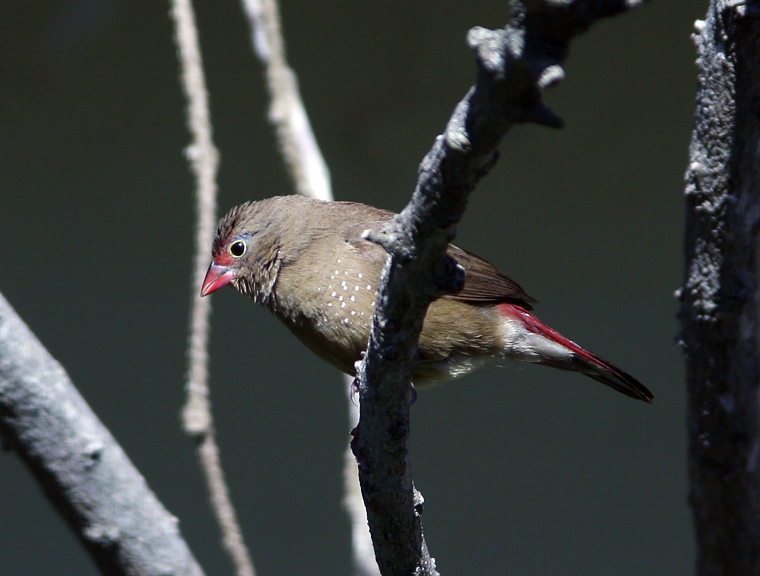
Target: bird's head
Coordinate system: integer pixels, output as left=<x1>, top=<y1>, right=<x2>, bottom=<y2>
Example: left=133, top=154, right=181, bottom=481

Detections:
left=200, top=200, right=283, bottom=303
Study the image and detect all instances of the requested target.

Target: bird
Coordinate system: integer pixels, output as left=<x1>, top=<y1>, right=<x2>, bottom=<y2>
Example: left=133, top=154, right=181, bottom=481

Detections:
left=201, top=195, right=653, bottom=403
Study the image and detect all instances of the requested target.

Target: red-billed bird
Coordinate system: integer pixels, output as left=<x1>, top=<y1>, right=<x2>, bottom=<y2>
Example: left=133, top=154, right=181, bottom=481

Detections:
left=201, top=195, right=653, bottom=403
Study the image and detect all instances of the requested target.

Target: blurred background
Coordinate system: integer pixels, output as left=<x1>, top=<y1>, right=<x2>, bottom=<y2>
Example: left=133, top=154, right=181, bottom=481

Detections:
left=0, top=1, right=706, bottom=574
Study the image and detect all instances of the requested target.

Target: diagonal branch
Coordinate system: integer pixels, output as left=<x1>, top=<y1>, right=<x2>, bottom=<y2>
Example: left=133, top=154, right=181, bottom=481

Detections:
left=239, top=0, right=332, bottom=201
left=352, top=1, right=648, bottom=574
left=0, top=293, right=205, bottom=576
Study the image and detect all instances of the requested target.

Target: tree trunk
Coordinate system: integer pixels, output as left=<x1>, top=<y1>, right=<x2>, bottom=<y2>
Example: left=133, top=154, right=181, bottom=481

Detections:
left=680, top=2, right=760, bottom=575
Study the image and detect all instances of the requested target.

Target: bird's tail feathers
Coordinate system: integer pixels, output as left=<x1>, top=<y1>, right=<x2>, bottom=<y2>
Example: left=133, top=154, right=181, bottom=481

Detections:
left=497, top=303, right=653, bottom=403
left=572, top=349, right=653, bottom=403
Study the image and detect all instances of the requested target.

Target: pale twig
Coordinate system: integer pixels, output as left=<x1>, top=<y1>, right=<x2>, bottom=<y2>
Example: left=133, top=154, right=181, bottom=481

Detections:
left=239, top=0, right=332, bottom=201
left=239, top=2, right=379, bottom=575
left=169, top=1, right=256, bottom=575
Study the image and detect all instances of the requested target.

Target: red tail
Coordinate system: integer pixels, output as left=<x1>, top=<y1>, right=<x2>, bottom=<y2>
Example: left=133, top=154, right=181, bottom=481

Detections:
left=497, top=303, right=653, bottom=403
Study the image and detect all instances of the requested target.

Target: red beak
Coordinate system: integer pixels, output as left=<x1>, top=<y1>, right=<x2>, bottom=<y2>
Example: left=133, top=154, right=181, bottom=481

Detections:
left=201, top=262, right=236, bottom=296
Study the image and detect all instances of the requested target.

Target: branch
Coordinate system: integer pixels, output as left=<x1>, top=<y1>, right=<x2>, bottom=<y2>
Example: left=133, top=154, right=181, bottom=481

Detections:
left=0, top=292, right=205, bottom=576
left=239, top=0, right=332, bottom=201
left=680, top=2, right=760, bottom=574
left=169, top=1, right=255, bottom=575
left=352, top=1, right=648, bottom=574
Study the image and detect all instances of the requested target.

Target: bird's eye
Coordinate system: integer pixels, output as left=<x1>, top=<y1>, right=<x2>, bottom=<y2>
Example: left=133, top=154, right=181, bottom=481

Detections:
left=229, top=240, right=247, bottom=258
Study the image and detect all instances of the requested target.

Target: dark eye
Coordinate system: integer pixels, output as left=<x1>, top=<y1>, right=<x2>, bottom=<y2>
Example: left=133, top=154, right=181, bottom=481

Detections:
left=229, top=240, right=247, bottom=258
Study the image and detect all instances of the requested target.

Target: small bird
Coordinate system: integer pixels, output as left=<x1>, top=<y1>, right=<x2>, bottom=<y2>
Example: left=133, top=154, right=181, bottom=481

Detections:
left=201, top=195, right=653, bottom=403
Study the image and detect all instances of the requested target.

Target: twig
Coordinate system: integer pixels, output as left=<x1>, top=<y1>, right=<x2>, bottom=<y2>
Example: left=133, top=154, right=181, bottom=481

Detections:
left=169, top=1, right=256, bottom=575
left=353, top=1, right=648, bottom=574
left=0, top=292, right=205, bottom=576
left=239, top=0, right=332, bottom=201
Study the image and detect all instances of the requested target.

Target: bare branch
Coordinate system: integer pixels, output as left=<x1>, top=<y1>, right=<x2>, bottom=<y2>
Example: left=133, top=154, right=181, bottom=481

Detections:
left=169, top=1, right=255, bottom=575
left=680, top=2, right=760, bottom=574
left=353, top=1, right=649, bottom=574
left=171, top=0, right=219, bottom=444
left=239, top=0, right=332, bottom=201
left=0, top=293, right=205, bottom=576
left=343, top=395, right=381, bottom=576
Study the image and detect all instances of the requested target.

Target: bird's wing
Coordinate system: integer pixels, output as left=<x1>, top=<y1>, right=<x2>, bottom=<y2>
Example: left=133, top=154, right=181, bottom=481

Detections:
left=339, top=210, right=394, bottom=266
left=342, top=212, right=535, bottom=309
left=445, top=245, right=536, bottom=308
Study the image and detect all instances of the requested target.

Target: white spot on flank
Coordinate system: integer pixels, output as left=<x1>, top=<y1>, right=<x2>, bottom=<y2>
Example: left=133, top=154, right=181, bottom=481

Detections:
left=341, top=302, right=346, bottom=308
left=327, top=303, right=333, bottom=307
left=316, top=287, right=321, bottom=292
left=339, top=296, right=344, bottom=302
left=330, top=275, right=335, bottom=280
left=335, top=270, right=340, bottom=275
left=331, top=292, right=337, bottom=297
left=367, top=285, right=372, bottom=290
left=350, top=295, right=356, bottom=302
left=358, top=273, right=363, bottom=279
left=337, top=259, right=341, bottom=263
left=343, top=318, right=350, bottom=325
left=354, top=286, right=359, bottom=291
left=351, top=311, right=356, bottom=316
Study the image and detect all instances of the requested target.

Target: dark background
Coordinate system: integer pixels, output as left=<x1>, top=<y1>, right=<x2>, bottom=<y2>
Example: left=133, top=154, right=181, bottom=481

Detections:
left=0, top=1, right=705, bottom=574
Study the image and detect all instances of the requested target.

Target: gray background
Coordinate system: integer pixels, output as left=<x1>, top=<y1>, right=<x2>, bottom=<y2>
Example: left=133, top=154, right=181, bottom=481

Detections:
left=0, top=1, right=705, bottom=574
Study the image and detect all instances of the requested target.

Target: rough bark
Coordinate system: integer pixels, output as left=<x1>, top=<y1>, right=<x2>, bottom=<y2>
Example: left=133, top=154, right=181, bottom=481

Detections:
left=353, top=1, right=648, bottom=575
left=679, top=2, right=760, bottom=575
left=0, top=293, right=204, bottom=576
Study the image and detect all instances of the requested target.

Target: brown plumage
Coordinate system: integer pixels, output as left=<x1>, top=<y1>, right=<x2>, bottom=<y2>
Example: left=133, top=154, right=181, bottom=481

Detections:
left=202, top=195, right=653, bottom=402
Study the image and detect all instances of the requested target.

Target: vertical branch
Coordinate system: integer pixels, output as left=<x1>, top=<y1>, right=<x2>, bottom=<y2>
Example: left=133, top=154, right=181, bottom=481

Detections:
left=343, top=398, right=381, bottom=576
left=680, top=2, right=760, bottom=575
left=169, top=1, right=256, bottom=576
left=239, top=2, right=379, bottom=575
left=172, top=0, right=218, bottom=445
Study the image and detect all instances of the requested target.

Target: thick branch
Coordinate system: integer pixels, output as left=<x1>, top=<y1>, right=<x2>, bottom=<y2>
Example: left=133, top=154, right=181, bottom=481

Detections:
left=0, top=292, right=204, bottom=576
left=353, top=1, right=648, bottom=575
left=679, top=2, right=760, bottom=575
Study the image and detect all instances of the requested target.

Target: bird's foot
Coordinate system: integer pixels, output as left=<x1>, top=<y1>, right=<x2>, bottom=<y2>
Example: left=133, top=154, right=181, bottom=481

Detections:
left=349, top=377, right=360, bottom=406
